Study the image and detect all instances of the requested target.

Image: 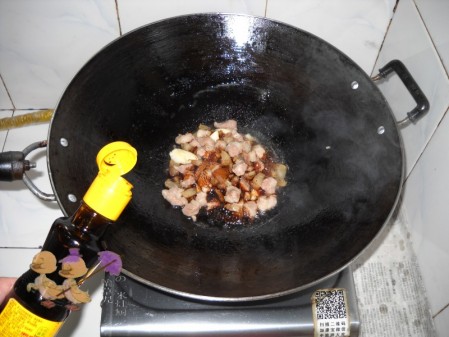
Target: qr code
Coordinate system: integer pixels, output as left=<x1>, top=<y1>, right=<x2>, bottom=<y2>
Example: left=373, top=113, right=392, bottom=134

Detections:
left=314, top=289, right=347, bottom=320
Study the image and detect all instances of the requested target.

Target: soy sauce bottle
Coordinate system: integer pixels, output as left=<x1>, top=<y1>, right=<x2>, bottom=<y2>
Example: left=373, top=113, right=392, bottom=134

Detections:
left=0, top=141, right=137, bottom=337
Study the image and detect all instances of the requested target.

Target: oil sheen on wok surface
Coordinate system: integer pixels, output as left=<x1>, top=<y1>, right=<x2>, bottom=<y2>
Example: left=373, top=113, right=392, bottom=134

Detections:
left=48, top=14, right=403, bottom=300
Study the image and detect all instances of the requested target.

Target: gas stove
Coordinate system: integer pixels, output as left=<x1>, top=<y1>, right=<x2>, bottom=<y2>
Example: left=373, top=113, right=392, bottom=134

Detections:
left=100, top=266, right=360, bottom=337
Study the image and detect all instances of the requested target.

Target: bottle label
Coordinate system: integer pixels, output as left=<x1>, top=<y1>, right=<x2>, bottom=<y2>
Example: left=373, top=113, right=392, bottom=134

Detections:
left=26, top=249, right=92, bottom=311
left=0, top=298, right=62, bottom=337
left=17, top=249, right=121, bottom=314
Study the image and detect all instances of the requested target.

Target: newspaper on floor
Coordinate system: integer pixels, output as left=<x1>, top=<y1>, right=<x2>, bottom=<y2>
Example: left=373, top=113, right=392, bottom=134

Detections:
left=353, top=211, right=436, bottom=337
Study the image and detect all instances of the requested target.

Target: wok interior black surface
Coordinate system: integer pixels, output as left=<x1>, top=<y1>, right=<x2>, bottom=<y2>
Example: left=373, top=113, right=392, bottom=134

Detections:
left=48, top=14, right=403, bottom=300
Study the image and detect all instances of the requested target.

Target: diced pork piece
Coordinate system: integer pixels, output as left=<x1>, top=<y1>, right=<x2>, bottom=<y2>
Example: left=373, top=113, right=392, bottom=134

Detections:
left=232, top=160, right=248, bottom=177
left=244, top=133, right=255, bottom=141
left=180, top=142, right=193, bottom=152
left=239, top=178, right=251, bottom=192
left=247, top=151, right=257, bottom=162
left=253, top=160, right=265, bottom=172
left=175, top=133, right=194, bottom=144
left=174, top=164, right=193, bottom=175
left=198, top=136, right=215, bottom=151
left=226, top=141, right=243, bottom=157
left=169, top=161, right=179, bottom=177
left=225, top=203, right=242, bottom=213
left=207, top=199, right=221, bottom=210
left=261, top=177, right=277, bottom=195
left=223, top=133, right=235, bottom=144
left=257, top=195, right=277, bottom=212
left=253, top=144, right=266, bottom=159
left=190, top=139, right=200, bottom=148
left=182, top=200, right=201, bottom=221
left=196, top=147, right=206, bottom=157
left=241, top=152, right=249, bottom=164
left=165, top=119, right=287, bottom=223
left=162, top=186, right=188, bottom=207
left=164, top=179, right=178, bottom=189
left=214, top=119, right=237, bottom=130
left=180, top=174, right=196, bottom=188
left=196, top=129, right=211, bottom=138
left=231, top=131, right=244, bottom=142
left=243, top=201, right=258, bottom=218
left=224, top=186, right=241, bottom=203
left=195, top=191, right=208, bottom=207
left=214, top=140, right=227, bottom=150
left=242, top=141, right=252, bottom=153
left=243, top=191, right=251, bottom=201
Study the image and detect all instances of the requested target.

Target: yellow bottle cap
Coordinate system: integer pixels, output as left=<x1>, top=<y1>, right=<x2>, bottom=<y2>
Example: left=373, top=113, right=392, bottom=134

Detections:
left=83, top=141, right=137, bottom=220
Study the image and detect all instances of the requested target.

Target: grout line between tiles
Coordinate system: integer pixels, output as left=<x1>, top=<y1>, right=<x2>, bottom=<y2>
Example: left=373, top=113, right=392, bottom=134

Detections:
left=393, top=0, right=400, bottom=13
left=433, top=301, right=449, bottom=319
left=0, top=73, right=16, bottom=110
left=370, top=1, right=399, bottom=76
left=403, top=105, right=449, bottom=184
left=370, top=16, right=394, bottom=77
left=264, top=0, right=268, bottom=17
left=1, top=130, right=9, bottom=152
left=1, top=108, right=50, bottom=112
left=114, top=0, right=123, bottom=36
left=0, top=246, right=41, bottom=250
left=412, top=0, right=449, bottom=81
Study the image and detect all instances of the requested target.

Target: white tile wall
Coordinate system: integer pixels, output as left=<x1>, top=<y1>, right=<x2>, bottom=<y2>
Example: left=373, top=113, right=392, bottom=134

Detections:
left=375, top=0, right=449, bottom=334
left=0, top=110, right=62, bottom=248
left=266, top=0, right=396, bottom=74
left=0, top=110, right=13, bottom=149
left=415, top=0, right=449, bottom=73
left=0, top=78, right=13, bottom=109
left=434, top=303, right=449, bottom=337
left=402, top=107, right=449, bottom=316
left=0, top=248, right=40, bottom=277
left=117, top=0, right=267, bottom=34
left=373, top=0, right=449, bottom=177
left=0, top=0, right=120, bottom=109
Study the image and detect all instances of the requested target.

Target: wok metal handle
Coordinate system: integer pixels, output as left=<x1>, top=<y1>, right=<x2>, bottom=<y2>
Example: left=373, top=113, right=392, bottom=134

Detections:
left=0, top=140, right=56, bottom=201
left=372, top=59, right=430, bottom=126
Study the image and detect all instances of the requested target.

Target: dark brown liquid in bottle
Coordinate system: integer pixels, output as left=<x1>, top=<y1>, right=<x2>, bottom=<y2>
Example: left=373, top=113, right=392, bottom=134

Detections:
left=0, top=202, right=113, bottom=321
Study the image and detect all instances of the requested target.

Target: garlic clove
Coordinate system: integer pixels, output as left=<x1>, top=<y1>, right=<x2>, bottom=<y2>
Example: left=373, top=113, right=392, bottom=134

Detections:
left=169, top=148, right=198, bottom=164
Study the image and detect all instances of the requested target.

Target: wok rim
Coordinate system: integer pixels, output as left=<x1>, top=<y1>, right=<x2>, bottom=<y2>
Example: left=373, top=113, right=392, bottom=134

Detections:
left=46, top=12, right=406, bottom=302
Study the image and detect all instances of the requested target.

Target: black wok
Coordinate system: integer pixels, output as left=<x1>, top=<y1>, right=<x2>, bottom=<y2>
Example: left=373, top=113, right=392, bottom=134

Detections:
left=45, top=14, right=427, bottom=301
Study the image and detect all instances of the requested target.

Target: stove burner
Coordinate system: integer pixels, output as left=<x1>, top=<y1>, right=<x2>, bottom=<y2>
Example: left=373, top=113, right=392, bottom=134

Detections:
left=100, top=267, right=360, bottom=337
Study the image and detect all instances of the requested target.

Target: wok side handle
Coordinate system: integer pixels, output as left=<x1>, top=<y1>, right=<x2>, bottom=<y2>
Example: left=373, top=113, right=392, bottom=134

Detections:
left=372, top=59, right=430, bottom=126
left=23, top=173, right=56, bottom=202
left=0, top=141, right=56, bottom=202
